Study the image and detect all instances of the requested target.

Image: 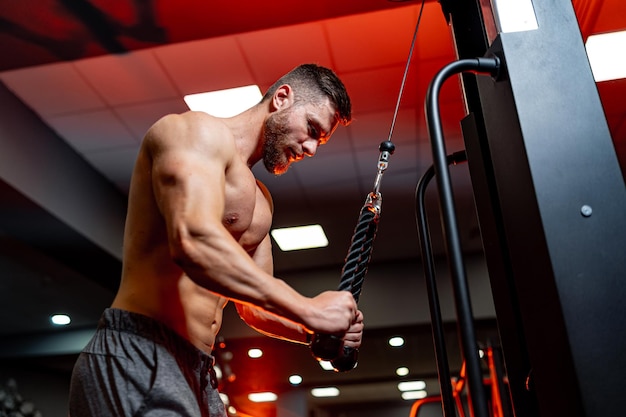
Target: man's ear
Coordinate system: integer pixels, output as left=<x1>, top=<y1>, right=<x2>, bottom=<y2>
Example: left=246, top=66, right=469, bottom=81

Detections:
left=271, top=84, right=293, bottom=111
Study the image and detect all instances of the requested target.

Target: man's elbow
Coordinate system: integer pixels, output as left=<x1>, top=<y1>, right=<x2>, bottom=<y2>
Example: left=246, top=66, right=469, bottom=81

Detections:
left=168, top=229, right=198, bottom=269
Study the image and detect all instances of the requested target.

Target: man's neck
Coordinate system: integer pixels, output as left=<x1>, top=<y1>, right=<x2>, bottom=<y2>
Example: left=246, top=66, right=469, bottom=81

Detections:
left=222, top=102, right=269, bottom=167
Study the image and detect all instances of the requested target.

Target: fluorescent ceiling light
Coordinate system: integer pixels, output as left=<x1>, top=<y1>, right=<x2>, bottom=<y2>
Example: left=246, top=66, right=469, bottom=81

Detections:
left=311, top=387, right=340, bottom=398
left=248, top=392, right=277, bottom=403
left=184, top=85, right=262, bottom=117
left=396, top=367, right=410, bottom=377
left=271, top=224, right=328, bottom=251
left=388, top=336, right=405, bottom=347
left=247, top=348, right=263, bottom=358
left=492, top=0, right=538, bottom=33
left=289, top=375, right=303, bottom=385
left=401, top=390, right=428, bottom=400
left=585, top=31, right=626, bottom=82
left=50, top=314, right=71, bottom=325
left=398, top=380, right=426, bottom=392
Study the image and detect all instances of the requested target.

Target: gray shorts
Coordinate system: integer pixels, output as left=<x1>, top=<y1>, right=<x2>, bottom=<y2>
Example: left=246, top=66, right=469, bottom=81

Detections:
left=69, top=308, right=226, bottom=417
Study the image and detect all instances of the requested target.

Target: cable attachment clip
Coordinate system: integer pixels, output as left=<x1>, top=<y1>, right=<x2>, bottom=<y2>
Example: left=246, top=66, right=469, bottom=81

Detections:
left=369, top=140, right=396, bottom=215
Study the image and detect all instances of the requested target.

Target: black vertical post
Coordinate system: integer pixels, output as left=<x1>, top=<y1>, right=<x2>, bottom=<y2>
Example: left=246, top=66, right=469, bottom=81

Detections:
left=462, top=113, right=538, bottom=417
left=442, top=1, right=539, bottom=414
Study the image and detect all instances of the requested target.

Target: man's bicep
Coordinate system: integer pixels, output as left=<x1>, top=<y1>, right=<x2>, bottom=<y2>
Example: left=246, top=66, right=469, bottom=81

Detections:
left=154, top=150, right=226, bottom=224
left=146, top=118, right=231, bottom=240
left=149, top=114, right=229, bottom=202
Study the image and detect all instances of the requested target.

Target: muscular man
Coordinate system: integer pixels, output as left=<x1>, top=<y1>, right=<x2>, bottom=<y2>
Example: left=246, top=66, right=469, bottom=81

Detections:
left=69, top=64, right=363, bottom=417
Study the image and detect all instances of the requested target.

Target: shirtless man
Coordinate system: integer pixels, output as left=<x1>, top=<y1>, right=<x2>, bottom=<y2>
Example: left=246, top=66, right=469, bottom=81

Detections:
left=69, top=64, right=363, bottom=417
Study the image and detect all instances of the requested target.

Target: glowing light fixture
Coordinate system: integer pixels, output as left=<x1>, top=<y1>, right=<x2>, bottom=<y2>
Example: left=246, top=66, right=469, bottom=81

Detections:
left=492, top=0, right=538, bottom=33
left=50, top=314, right=71, bottom=326
left=398, top=380, right=426, bottom=392
left=401, top=390, right=428, bottom=400
left=396, top=367, right=410, bottom=377
left=311, top=387, right=340, bottom=398
left=388, top=336, right=405, bottom=347
left=271, top=225, right=328, bottom=251
left=585, top=30, right=626, bottom=82
left=214, top=366, right=223, bottom=380
left=319, top=360, right=334, bottom=371
left=184, top=85, right=262, bottom=117
left=248, top=392, right=277, bottom=403
left=289, top=375, right=303, bottom=385
left=247, top=348, right=263, bottom=358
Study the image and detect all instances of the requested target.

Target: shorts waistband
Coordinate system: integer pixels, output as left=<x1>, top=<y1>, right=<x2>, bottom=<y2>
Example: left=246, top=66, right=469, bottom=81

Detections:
left=99, top=308, right=216, bottom=371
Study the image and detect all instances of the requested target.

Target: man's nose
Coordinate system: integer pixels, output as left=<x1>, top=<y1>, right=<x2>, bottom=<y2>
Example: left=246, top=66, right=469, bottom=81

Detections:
left=303, top=139, right=318, bottom=157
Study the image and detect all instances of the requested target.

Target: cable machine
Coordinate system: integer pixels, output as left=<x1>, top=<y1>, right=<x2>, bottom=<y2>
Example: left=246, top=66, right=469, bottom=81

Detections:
left=417, top=0, right=626, bottom=416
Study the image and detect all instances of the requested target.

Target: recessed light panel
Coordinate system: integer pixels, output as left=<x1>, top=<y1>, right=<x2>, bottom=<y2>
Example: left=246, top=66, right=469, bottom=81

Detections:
left=397, top=380, right=426, bottom=392
left=586, top=31, right=626, bottom=82
left=248, top=392, right=277, bottom=403
left=311, top=387, right=340, bottom=398
left=184, top=85, right=262, bottom=117
left=271, top=224, right=328, bottom=251
left=50, top=314, right=71, bottom=325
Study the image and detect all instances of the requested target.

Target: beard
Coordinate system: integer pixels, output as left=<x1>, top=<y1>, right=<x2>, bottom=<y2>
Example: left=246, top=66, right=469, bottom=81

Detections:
left=262, top=109, right=292, bottom=175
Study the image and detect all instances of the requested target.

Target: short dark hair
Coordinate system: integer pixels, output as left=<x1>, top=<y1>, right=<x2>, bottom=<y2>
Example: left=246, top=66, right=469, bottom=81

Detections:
left=263, top=64, right=352, bottom=126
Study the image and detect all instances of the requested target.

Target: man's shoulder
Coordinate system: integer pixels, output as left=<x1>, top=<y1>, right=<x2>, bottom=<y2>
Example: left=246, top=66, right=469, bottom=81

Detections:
left=147, top=111, right=234, bottom=147
left=158, top=110, right=229, bottom=133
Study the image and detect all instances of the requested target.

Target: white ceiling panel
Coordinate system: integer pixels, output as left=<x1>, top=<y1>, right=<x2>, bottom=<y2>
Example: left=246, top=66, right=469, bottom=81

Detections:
left=82, top=146, right=140, bottom=193
left=237, top=22, right=334, bottom=85
left=289, top=151, right=360, bottom=188
left=46, top=109, right=137, bottom=154
left=349, top=109, right=396, bottom=145
left=326, top=6, right=420, bottom=72
left=348, top=108, right=421, bottom=149
left=73, top=50, right=180, bottom=106
left=342, top=65, right=418, bottom=115
left=114, top=98, right=190, bottom=139
left=0, top=62, right=105, bottom=116
left=153, top=36, right=255, bottom=95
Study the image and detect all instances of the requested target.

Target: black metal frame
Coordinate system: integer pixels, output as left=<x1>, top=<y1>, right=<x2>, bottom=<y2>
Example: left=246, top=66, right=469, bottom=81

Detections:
left=415, top=150, right=466, bottom=417
left=420, top=57, right=500, bottom=417
left=439, top=1, right=626, bottom=416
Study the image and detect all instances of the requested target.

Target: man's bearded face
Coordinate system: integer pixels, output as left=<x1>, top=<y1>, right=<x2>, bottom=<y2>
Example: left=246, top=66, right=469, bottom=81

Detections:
left=262, top=107, right=293, bottom=175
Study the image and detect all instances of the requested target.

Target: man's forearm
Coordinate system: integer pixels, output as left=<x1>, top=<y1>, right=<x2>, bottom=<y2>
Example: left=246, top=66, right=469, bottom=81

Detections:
left=235, top=303, right=311, bottom=345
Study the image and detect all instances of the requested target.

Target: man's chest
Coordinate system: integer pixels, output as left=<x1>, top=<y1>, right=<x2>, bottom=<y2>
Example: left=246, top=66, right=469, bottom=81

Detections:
left=223, top=170, right=273, bottom=250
